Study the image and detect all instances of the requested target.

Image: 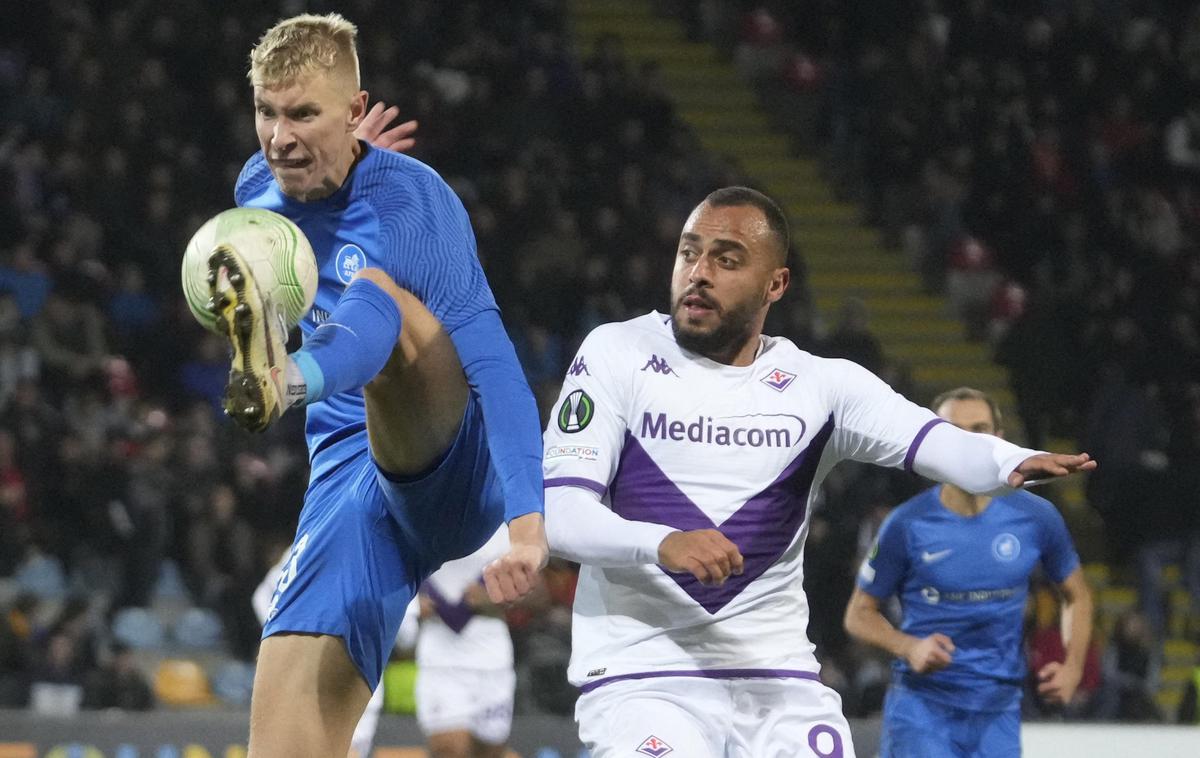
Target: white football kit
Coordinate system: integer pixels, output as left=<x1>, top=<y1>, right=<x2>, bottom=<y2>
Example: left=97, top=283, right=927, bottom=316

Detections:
left=543, top=312, right=1041, bottom=758
left=415, top=528, right=516, bottom=745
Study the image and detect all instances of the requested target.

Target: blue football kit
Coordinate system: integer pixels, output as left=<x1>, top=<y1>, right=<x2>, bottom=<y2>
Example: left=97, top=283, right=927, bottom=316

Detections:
left=858, top=486, right=1079, bottom=757
left=234, top=143, right=542, bottom=689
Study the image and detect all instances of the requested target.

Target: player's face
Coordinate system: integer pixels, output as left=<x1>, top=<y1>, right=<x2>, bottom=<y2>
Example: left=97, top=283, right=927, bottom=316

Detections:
left=670, top=203, right=789, bottom=363
left=254, top=72, right=366, bottom=201
left=936, top=398, right=999, bottom=436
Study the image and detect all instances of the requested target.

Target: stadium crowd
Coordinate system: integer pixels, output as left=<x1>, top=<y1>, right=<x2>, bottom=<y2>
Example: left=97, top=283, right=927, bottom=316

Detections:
left=0, top=0, right=1196, bottom=725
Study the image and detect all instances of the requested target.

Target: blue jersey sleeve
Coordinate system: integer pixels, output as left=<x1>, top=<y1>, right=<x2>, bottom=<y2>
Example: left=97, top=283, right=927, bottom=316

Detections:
left=857, top=509, right=910, bottom=599
left=1034, top=498, right=1079, bottom=583
left=370, top=159, right=543, bottom=522
left=449, top=309, right=545, bottom=521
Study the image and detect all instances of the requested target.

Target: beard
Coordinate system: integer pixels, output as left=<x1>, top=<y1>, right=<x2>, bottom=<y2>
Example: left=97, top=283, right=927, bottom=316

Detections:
left=671, top=293, right=760, bottom=363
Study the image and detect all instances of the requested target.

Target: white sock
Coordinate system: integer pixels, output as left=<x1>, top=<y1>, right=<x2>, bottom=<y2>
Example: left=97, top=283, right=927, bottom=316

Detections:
left=283, top=356, right=308, bottom=408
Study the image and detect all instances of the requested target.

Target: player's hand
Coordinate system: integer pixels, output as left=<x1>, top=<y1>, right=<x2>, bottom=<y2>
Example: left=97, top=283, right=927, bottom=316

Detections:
left=1008, top=452, right=1096, bottom=488
left=483, top=513, right=548, bottom=604
left=1036, top=660, right=1082, bottom=705
left=903, top=633, right=955, bottom=674
left=355, top=101, right=418, bottom=153
left=658, top=529, right=744, bottom=587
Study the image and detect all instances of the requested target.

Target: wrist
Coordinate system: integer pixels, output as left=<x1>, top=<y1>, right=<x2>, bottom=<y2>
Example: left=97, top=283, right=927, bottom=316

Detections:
left=507, top=512, right=546, bottom=546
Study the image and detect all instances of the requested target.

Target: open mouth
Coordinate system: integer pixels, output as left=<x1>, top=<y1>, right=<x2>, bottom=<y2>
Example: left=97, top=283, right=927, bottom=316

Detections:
left=272, top=158, right=311, bottom=170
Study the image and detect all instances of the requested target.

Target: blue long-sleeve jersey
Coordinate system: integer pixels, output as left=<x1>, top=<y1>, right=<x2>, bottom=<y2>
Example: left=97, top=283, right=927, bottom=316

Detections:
left=235, top=143, right=543, bottom=522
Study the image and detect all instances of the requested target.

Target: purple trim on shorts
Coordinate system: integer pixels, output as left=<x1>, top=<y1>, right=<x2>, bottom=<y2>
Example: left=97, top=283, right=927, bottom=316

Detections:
left=903, top=418, right=947, bottom=473
left=578, top=668, right=822, bottom=694
left=544, top=476, right=608, bottom=497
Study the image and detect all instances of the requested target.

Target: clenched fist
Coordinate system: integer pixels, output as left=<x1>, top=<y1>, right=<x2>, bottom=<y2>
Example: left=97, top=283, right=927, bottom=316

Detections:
left=658, top=529, right=744, bottom=586
left=483, top=513, right=549, bottom=604
left=902, top=633, right=955, bottom=674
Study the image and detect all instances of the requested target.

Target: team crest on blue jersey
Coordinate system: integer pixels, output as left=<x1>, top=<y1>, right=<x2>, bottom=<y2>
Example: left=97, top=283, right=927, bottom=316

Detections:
left=557, top=390, right=595, bottom=433
left=760, top=367, right=796, bottom=392
left=636, top=735, right=673, bottom=757
left=335, top=243, right=368, bottom=284
left=992, top=533, right=1021, bottom=561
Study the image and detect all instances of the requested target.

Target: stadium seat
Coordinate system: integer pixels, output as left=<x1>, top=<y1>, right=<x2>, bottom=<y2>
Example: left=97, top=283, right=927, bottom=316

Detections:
left=153, top=659, right=214, bottom=707
left=173, top=606, right=224, bottom=650
left=112, top=607, right=165, bottom=650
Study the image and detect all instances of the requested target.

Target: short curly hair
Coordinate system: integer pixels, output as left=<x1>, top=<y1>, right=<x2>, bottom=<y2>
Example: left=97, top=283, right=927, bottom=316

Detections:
left=248, top=13, right=359, bottom=90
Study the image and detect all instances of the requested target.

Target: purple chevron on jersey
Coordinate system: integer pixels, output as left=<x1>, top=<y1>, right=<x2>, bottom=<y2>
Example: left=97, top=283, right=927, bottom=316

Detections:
left=421, top=580, right=474, bottom=633
left=609, top=414, right=835, bottom=613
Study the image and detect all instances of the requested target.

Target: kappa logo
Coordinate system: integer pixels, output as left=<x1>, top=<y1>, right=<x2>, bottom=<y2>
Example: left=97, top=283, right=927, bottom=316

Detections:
left=335, top=244, right=367, bottom=284
left=636, top=736, right=673, bottom=757
left=568, top=355, right=590, bottom=377
left=557, top=389, right=595, bottom=433
left=760, top=367, right=797, bottom=392
left=641, top=354, right=678, bottom=376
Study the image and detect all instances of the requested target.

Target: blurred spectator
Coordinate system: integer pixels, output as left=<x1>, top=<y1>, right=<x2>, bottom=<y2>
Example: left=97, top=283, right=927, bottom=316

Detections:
left=82, top=643, right=154, bottom=711
left=818, top=296, right=884, bottom=374
left=28, top=632, right=85, bottom=717
left=0, top=593, right=37, bottom=707
left=29, top=292, right=109, bottom=402
left=1096, top=610, right=1162, bottom=722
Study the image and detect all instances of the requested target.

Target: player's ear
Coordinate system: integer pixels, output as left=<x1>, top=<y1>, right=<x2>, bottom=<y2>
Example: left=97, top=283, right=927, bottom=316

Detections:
left=765, top=266, right=789, bottom=304
left=347, top=89, right=368, bottom=131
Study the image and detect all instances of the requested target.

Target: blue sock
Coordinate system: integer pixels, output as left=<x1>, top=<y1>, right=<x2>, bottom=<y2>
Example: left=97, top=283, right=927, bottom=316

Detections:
left=292, top=278, right=402, bottom=404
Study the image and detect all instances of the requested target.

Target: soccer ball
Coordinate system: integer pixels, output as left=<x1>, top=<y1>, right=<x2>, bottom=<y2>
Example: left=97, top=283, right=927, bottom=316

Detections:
left=181, top=207, right=318, bottom=333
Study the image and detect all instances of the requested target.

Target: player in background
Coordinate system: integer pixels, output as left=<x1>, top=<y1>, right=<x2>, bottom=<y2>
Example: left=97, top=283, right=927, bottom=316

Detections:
left=414, top=528, right=516, bottom=758
left=221, top=14, right=546, bottom=757
left=844, top=388, right=1093, bottom=758
left=507, top=186, right=1096, bottom=757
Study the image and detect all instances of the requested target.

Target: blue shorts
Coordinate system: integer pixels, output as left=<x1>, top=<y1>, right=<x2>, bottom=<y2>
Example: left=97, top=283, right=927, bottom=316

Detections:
left=261, top=392, right=506, bottom=690
left=881, top=685, right=1020, bottom=758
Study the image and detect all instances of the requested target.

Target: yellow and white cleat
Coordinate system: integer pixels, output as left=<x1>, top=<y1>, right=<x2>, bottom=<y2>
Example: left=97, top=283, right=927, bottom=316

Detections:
left=206, top=245, right=289, bottom=433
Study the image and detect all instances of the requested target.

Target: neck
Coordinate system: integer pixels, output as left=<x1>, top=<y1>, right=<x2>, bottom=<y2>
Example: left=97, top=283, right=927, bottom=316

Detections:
left=939, top=484, right=991, bottom=516
left=698, top=333, right=761, bottom=366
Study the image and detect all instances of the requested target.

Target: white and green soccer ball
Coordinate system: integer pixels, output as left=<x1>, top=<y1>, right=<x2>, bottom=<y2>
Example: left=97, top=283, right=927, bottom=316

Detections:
left=181, top=207, right=318, bottom=333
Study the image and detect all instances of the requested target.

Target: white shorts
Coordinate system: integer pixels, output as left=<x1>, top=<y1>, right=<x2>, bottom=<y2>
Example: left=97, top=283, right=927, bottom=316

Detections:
left=415, top=666, right=516, bottom=745
left=576, top=675, right=856, bottom=758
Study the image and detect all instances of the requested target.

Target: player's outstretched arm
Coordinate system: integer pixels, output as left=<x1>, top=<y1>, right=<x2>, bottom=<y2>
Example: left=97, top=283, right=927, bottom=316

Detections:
left=1007, top=452, right=1096, bottom=488
left=913, top=422, right=1096, bottom=495
left=483, top=513, right=549, bottom=604
left=1037, top=567, right=1093, bottom=705
left=354, top=101, right=418, bottom=153
left=844, top=587, right=954, bottom=674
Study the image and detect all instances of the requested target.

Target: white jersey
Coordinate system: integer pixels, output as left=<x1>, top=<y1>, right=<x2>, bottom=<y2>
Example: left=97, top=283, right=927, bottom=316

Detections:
left=417, top=528, right=514, bottom=671
left=544, top=312, right=941, bottom=689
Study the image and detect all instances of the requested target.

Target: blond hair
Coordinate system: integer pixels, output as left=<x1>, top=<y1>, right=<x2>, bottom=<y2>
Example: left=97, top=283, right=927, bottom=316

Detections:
left=248, top=13, right=360, bottom=90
